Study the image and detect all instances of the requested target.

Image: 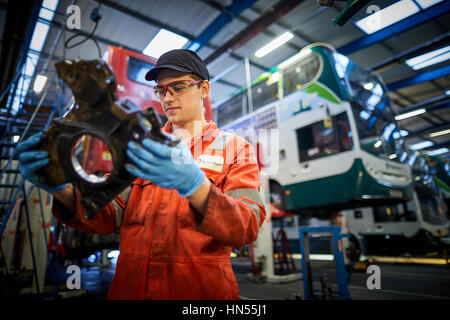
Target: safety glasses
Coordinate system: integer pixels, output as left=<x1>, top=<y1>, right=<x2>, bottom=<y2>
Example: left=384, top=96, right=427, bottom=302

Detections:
left=153, top=80, right=203, bottom=99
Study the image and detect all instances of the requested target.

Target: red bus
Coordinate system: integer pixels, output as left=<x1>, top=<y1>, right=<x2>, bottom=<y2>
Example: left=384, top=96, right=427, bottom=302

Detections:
left=82, top=46, right=214, bottom=175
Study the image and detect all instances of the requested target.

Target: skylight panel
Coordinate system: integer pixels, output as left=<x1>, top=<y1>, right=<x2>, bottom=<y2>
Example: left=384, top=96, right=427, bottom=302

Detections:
left=409, top=51, right=450, bottom=70
left=427, top=148, right=449, bottom=156
left=143, top=29, right=189, bottom=59
left=414, top=0, right=443, bottom=9
left=29, top=22, right=50, bottom=52
left=355, top=0, right=420, bottom=35
left=405, top=45, right=450, bottom=70
left=409, top=141, right=434, bottom=150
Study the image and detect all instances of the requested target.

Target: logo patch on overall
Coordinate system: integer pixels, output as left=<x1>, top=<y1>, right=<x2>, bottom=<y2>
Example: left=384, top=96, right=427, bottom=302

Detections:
left=195, top=155, right=224, bottom=172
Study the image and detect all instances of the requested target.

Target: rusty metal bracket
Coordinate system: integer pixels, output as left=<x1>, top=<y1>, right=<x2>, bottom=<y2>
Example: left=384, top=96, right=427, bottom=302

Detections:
left=35, top=59, right=177, bottom=219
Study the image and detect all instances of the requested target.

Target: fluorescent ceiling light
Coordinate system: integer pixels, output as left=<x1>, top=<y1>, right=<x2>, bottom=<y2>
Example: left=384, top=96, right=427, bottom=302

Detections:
left=374, top=140, right=382, bottom=148
left=33, top=75, right=47, bottom=93
left=405, top=46, right=449, bottom=66
left=363, top=82, right=374, bottom=90
left=429, top=128, right=450, bottom=138
left=107, top=250, right=120, bottom=258
left=24, top=54, right=39, bottom=76
left=389, top=154, right=397, bottom=159
left=29, top=22, right=50, bottom=52
left=394, top=108, right=426, bottom=121
left=143, top=29, right=188, bottom=59
left=410, top=51, right=450, bottom=70
left=414, top=0, right=443, bottom=9
left=393, top=130, right=409, bottom=139
left=410, top=141, right=434, bottom=150
left=427, top=148, right=449, bottom=156
left=278, top=48, right=312, bottom=69
left=446, top=89, right=450, bottom=95
left=408, top=152, right=418, bottom=166
left=42, top=0, right=58, bottom=10
left=400, top=151, right=408, bottom=162
left=39, top=0, right=58, bottom=22
left=355, top=0, right=420, bottom=35
left=405, top=45, right=450, bottom=70
left=39, top=8, right=55, bottom=20
left=255, top=32, right=294, bottom=58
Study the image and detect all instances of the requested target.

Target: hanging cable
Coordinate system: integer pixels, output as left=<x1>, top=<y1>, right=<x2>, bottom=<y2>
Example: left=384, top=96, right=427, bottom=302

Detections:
left=64, top=4, right=103, bottom=59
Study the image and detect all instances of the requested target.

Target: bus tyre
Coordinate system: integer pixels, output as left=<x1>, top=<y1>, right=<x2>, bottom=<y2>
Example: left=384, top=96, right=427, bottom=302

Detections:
left=346, top=235, right=361, bottom=262
left=269, top=181, right=286, bottom=211
left=413, top=230, right=435, bottom=254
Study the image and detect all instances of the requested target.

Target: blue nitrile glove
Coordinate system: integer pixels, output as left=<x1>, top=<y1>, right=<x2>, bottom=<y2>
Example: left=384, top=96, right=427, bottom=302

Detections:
left=17, top=132, right=69, bottom=193
left=125, top=137, right=206, bottom=198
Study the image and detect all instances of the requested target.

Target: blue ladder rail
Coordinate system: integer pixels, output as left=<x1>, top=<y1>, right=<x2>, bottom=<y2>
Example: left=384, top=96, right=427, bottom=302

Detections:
left=298, top=226, right=351, bottom=300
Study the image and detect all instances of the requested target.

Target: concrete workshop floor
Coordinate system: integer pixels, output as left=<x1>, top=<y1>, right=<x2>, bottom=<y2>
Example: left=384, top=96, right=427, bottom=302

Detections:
left=232, top=257, right=450, bottom=300
left=57, top=256, right=450, bottom=300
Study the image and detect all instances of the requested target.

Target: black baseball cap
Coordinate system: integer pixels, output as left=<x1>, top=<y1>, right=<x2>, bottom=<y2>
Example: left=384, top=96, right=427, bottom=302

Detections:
left=145, top=49, right=210, bottom=81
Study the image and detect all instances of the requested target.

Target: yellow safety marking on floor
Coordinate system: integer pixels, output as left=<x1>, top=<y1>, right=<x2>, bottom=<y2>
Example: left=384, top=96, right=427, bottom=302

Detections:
left=367, top=256, right=448, bottom=265
left=288, top=253, right=334, bottom=261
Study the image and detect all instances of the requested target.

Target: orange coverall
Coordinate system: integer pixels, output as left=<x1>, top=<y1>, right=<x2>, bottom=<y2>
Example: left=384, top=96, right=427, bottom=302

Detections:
left=52, top=121, right=266, bottom=299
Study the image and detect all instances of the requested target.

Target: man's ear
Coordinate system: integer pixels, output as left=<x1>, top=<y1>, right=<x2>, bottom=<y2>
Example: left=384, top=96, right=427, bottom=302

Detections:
left=201, top=80, right=210, bottom=99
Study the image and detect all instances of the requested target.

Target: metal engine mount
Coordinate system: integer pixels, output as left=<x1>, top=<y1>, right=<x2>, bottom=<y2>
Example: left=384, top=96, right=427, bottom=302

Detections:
left=35, top=59, right=178, bottom=219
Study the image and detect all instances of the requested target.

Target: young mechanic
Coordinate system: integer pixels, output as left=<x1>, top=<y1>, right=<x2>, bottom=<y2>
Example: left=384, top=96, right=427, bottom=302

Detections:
left=17, top=49, right=266, bottom=299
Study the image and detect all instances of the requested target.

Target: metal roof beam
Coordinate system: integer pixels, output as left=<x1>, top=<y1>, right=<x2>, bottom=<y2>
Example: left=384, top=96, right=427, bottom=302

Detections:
left=196, top=0, right=308, bottom=53
left=337, top=1, right=450, bottom=55
left=95, top=0, right=268, bottom=72
left=397, top=94, right=449, bottom=114
left=247, top=3, right=319, bottom=45
left=187, top=0, right=259, bottom=52
left=428, top=101, right=450, bottom=113
left=368, top=32, right=450, bottom=71
left=40, top=19, right=240, bottom=90
left=204, top=0, right=304, bottom=64
left=419, top=140, right=450, bottom=151
left=386, top=64, right=450, bottom=91
left=406, top=122, right=450, bottom=139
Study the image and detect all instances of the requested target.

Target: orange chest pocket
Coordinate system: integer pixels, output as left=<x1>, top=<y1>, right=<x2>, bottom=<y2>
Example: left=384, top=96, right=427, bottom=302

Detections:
left=124, top=181, right=157, bottom=225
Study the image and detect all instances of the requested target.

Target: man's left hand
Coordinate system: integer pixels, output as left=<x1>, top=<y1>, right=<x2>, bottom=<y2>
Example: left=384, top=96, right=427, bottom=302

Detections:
left=125, top=137, right=206, bottom=197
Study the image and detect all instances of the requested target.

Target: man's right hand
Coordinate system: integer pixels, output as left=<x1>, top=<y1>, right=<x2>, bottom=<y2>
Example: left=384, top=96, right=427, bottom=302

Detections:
left=17, top=132, right=69, bottom=193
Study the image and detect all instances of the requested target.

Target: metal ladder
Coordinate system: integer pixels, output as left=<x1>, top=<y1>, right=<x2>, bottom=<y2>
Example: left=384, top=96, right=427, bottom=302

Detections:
left=0, top=104, right=57, bottom=238
left=0, top=69, right=66, bottom=295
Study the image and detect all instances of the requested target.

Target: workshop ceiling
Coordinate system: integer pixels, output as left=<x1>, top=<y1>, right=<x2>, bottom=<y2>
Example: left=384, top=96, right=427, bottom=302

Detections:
left=0, top=0, right=449, bottom=156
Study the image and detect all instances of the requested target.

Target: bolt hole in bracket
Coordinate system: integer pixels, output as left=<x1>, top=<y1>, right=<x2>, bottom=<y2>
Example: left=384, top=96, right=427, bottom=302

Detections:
left=34, top=59, right=178, bottom=219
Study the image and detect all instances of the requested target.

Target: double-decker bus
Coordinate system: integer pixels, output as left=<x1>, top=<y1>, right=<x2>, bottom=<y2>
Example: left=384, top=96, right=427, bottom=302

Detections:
left=343, top=153, right=449, bottom=257
left=216, top=43, right=412, bottom=219
left=215, top=43, right=449, bottom=258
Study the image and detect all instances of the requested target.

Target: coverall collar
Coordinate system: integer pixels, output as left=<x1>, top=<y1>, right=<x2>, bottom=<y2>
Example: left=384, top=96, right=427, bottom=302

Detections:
left=162, top=120, right=220, bottom=147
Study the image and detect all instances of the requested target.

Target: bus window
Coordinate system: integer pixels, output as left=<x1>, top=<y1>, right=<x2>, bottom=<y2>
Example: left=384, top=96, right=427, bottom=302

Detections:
left=127, top=56, right=155, bottom=86
left=282, top=53, right=321, bottom=97
left=415, top=183, right=448, bottom=225
left=373, top=202, right=416, bottom=222
left=217, top=92, right=245, bottom=127
left=335, top=112, right=353, bottom=152
left=296, top=112, right=352, bottom=162
left=251, top=78, right=278, bottom=111
left=352, top=100, right=400, bottom=160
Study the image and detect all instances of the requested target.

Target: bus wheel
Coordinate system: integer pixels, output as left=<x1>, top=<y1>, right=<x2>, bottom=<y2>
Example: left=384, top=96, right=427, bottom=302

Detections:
left=414, top=230, right=435, bottom=254
left=347, top=235, right=361, bottom=262
left=269, top=181, right=286, bottom=211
